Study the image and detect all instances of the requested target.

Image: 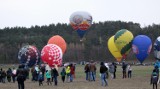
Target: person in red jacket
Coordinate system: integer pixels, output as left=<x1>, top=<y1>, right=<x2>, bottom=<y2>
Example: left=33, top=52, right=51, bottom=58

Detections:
left=70, top=63, right=75, bottom=82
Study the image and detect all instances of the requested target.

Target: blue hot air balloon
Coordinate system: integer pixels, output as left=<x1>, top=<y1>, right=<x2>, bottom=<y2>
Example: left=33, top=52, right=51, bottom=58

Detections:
left=154, top=36, right=160, bottom=59
left=132, top=35, right=152, bottom=63
left=18, top=45, right=40, bottom=67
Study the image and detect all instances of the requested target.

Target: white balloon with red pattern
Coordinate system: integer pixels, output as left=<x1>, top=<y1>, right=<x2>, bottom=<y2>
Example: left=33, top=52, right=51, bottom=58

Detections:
left=41, top=44, right=63, bottom=67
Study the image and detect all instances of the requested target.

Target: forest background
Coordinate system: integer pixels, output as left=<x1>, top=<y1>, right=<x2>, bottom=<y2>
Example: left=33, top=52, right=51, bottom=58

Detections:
left=0, top=21, right=159, bottom=64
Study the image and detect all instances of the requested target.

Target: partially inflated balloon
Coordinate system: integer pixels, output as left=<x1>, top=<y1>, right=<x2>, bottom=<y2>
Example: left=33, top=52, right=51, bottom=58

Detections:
left=114, top=29, right=133, bottom=59
left=41, top=44, right=63, bottom=67
left=132, top=35, right=152, bottom=63
left=154, top=36, right=160, bottom=59
left=70, top=11, right=92, bottom=38
left=48, top=35, right=67, bottom=54
left=108, top=36, right=122, bottom=62
left=18, top=45, right=40, bottom=67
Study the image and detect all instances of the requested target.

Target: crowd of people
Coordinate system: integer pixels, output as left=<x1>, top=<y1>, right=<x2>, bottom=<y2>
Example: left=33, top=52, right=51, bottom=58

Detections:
left=0, top=60, right=159, bottom=89
left=0, top=63, right=76, bottom=89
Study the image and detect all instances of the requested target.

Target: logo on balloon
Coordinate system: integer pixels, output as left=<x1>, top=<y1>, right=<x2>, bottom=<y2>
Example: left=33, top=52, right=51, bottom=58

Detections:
left=132, top=44, right=139, bottom=54
left=72, top=15, right=83, bottom=25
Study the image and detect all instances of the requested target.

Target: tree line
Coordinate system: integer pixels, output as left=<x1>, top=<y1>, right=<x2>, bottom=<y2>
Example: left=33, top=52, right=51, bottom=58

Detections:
left=0, top=21, right=160, bottom=64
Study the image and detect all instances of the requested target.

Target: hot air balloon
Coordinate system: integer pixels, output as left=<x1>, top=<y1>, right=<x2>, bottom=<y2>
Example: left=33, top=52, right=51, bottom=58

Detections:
left=114, top=29, right=134, bottom=59
left=108, top=36, right=122, bottom=62
left=70, top=11, right=92, bottom=39
left=154, top=36, right=160, bottom=59
left=41, top=44, right=63, bottom=67
left=48, top=35, right=67, bottom=54
left=132, top=35, right=152, bottom=63
left=18, top=45, right=40, bottom=67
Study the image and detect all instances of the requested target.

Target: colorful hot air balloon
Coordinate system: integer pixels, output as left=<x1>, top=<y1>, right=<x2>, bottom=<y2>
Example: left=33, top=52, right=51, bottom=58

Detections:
left=70, top=11, right=92, bottom=38
left=18, top=45, right=40, bottom=67
left=132, top=35, right=152, bottom=63
left=114, top=29, right=134, bottom=59
left=48, top=35, right=67, bottom=54
left=108, top=36, right=122, bottom=62
left=154, top=36, right=160, bottom=59
left=41, top=44, right=63, bottom=67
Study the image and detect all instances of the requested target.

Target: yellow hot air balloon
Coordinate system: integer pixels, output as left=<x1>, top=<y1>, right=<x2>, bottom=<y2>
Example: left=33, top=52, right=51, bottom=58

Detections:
left=108, top=36, right=122, bottom=62
left=114, top=29, right=134, bottom=59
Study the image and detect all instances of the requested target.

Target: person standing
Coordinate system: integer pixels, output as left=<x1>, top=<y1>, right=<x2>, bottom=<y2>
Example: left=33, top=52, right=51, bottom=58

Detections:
left=1, top=70, right=6, bottom=83
left=109, top=63, right=115, bottom=79
left=66, top=66, right=71, bottom=82
left=6, top=68, right=12, bottom=82
left=150, top=69, right=158, bottom=89
left=90, top=60, right=96, bottom=81
left=0, top=68, right=2, bottom=82
left=12, top=68, right=16, bottom=83
left=17, top=71, right=26, bottom=89
left=45, top=70, right=52, bottom=85
left=70, top=64, right=74, bottom=82
left=61, top=68, right=66, bottom=83
left=38, top=72, right=44, bottom=86
left=122, top=61, right=127, bottom=78
left=52, top=67, right=59, bottom=86
left=84, top=63, right=90, bottom=81
left=113, top=62, right=117, bottom=79
left=127, top=64, right=132, bottom=78
left=100, top=62, right=108, bottom=86
left=154, top=65, right=159, bottom=83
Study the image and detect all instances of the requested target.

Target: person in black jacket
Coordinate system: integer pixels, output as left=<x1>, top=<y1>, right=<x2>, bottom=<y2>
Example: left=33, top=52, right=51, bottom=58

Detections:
left=6, top=68, right=12, bottom=82
left=17, top=70, right=26, bottom=89
left=52, top=67, right=59, bottom=86
left=122, top=61, right=127, bottom=78
left=112, top=62, right=117, bottom=79
left=100, top=62, right=108, bottom=86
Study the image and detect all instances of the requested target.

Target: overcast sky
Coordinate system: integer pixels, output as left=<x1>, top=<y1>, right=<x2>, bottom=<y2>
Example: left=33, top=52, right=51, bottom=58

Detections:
left=0, top=0, right=160, bottom=29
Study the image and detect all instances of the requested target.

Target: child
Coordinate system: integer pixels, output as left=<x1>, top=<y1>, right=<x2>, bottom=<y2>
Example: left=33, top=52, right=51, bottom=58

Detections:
left=61, top=68, right=66, bottom=83
left=38, top=72, right=44, bottom=86
left=45, top=70, right=52, bottom=85
left=151, top=69, right=158, bottom=89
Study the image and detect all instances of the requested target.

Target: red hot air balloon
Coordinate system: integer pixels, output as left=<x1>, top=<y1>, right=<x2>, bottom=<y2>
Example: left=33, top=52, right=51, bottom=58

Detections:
left=41, top=44, right=63, bottom=67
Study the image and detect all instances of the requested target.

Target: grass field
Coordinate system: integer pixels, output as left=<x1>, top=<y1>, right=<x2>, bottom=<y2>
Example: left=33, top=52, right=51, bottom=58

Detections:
left=0, top=64, right=157, bottom=89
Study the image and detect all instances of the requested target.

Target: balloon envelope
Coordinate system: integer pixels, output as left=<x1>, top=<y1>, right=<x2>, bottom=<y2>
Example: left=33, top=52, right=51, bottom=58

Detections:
left=108, top=36, right=122, bottom=62
left=70, top=11, right=92, bottom=38
left=132, top=35, right=152, bottom=63
left=114, top=29, right=133, bottom=59
left=18, top=45, right=40, bottom=67
left=41, top=44, right=63, bottom=67
left=154, top=36, right=160, bottom=59
left=48, top=35, right=67, bottom=54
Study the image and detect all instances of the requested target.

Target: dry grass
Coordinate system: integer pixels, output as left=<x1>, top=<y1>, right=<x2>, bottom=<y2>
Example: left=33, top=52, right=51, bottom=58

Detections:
left=0, top=65, right=157, bottom=89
